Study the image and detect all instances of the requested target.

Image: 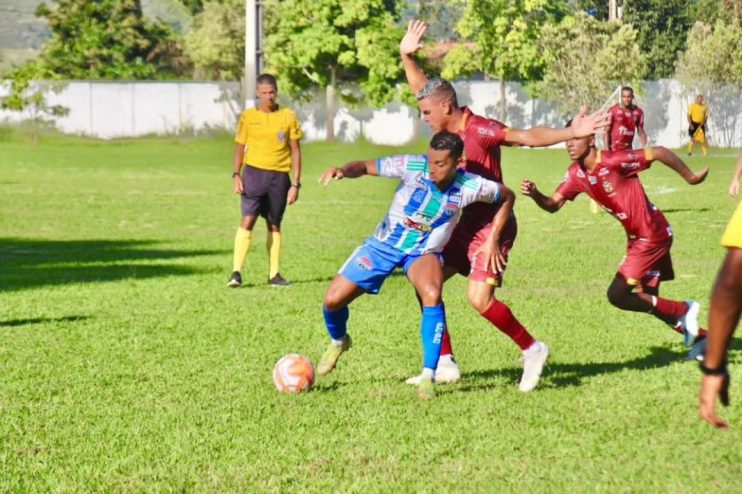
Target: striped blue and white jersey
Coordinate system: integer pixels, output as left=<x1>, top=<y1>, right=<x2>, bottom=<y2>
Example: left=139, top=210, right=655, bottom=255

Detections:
left=373, top=154, right=501, bottom=255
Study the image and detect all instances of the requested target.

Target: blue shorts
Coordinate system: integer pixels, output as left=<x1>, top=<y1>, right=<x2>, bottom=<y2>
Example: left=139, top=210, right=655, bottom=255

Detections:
left=338, top=238, right=441, bottom=294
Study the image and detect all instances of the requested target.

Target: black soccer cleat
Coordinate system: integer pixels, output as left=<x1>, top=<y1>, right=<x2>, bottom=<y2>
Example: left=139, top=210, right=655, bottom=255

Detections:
left=268, top=273, right=291, bottom=287
left=227, top=271, right=242, bottom=288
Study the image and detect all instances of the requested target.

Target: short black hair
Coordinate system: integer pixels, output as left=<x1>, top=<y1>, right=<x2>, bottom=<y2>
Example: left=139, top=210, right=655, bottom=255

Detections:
left=621, top=86, right=634, bottom=95
left=416, top=78, right=458, bottom=106
left=429, top=131, right=464, bottom=160
left=257, top=73, right=277, bottom=87
left=565, top=118, right=573, bottom=128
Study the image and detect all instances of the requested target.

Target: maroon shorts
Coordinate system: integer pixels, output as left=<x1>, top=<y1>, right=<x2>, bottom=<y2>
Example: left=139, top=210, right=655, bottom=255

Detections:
left=240, top=165, right=291, bottom=226
left=618, top=237, right=675, bottom=289
left=442, top=214, right=517, bottom=286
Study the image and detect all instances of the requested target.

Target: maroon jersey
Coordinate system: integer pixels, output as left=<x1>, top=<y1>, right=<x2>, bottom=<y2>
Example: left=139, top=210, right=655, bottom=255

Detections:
left=607, top=104, right=644, bottom=151
left=457, top=107, right=509, bottom=226
left=556, top=148, right=672, bottom=242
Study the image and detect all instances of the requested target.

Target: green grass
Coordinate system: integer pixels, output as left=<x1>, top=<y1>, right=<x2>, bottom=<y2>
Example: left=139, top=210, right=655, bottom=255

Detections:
left=1, top=127, right=741, bottom=492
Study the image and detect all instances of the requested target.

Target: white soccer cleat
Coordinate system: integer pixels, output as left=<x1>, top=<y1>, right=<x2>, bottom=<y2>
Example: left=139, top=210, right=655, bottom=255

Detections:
left=678, top=301, right=700, bottom=346
left=405, top=355, right=461, bottom=385
left=519, top=341, right=549, bottom=392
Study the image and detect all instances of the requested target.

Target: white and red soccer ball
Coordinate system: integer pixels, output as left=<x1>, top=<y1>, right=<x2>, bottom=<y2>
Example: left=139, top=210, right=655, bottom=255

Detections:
left=273, top=354, right=314, bottom=393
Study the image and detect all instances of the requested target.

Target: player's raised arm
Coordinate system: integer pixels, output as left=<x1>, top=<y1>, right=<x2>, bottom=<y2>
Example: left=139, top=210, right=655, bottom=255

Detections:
left=504, top=107, right=609, bottom=148
left=399, top=20, right=429, bottom=95
left=650, top=147, right=709, bottom=185
left=319, top=159, right=378, bottom=185
left=520, top=179, right=567, bottom=213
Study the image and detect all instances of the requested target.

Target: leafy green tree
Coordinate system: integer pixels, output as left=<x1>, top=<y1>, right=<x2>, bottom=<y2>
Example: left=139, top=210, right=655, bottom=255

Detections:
left=622, top=0, right=690, bottom=79
left=183, top=0, right=245, bottom=80
left=686, top=0, right=741, bottom=25
left=534, top=13, right=647, bottom=117
left=675, top=19, right=742, bottom=147
left=441, top=0, right=567, bottom=120
left=263, top=0, right=406, bottom=141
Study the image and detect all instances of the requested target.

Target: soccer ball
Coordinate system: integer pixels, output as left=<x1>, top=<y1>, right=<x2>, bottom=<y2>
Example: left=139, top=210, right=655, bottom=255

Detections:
left=273, top=354, right=314, bottom=393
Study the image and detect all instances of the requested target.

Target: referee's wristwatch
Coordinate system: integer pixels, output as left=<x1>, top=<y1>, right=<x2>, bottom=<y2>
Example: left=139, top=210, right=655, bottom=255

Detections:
left=291, top=183, right=301, bottom=189
left=232, top=171, right=240, bottom=178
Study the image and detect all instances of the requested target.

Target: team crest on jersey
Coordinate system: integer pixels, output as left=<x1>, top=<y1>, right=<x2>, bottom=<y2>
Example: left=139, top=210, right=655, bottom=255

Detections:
left=576, top=169, right=585, bottom=178
left=357, top=256, right=373, bottom=271
left=277, top=131, right=286, bottom=142
left=444, top=203, right=459, bottom=216
left=588, top=175, right=598, bottom=185
left=602, top=180, right=615, bottom=194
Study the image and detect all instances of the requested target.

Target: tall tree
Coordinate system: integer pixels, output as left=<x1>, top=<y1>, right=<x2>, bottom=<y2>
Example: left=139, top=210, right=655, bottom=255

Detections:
left=183, top=0, right=245, bottom=80
left=441, top=0, right=567, bottom=120
left=675, top=19, right=742, bottom=147
left=263, top=0, right=406, bottom=141
left=534, top=13, right=647, bottom=117
left=622, top=0, right=690, bottom=79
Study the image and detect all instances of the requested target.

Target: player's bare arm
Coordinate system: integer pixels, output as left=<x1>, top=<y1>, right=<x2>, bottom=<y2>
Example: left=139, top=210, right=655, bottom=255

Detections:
left=399, top=20, right=429, bottom=94
left=638, top=125, right=648, bottom=147
left=287, top=139, right=302, bottom=205
left=728, top=155, right=742, bottom=196
left=505, top=108, right=609, bottom=147
left=520, top=179, right=566, bottom=213
left=475, top=185, right=516, bottom=273
left=651, top=147, right=709, bottom=185
left=233, top=143, right=245, bottom=194
left=320, top=159, right=378, bottom=185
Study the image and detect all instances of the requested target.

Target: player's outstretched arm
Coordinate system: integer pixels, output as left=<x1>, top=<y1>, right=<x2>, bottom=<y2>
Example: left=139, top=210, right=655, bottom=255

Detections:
left=319, top=159, right=378, bottom=185
left=728, top=155, right=742, bottom=197
left=651, top=147, right=708, bottom=185
left=520, top=179, right=566, bottom=213
left=400, top=20, right=429, bottom=95
left=505, top=107, right=609, bottom=148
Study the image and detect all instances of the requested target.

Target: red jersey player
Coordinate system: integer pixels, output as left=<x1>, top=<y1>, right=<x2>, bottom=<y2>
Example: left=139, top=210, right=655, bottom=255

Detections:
left=400, top=20, right=609, bottom=392
left=604, top=86, right=647, bottom=151
left=520, top=120, right=709, bottom=355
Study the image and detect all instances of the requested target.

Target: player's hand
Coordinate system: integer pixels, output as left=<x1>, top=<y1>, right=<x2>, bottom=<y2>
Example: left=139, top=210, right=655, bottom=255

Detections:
left=474, top=237, right=506, bottom=273
left=699, top=373, right=730, bottom=429
left=729, top=178, right=740, bottom=197
left=571, top=106, right=610, bottom=137
left=319, top=167, right=344, bottom=185
left=233, top=175, right=244, bottom=194
left=520, top=179, right=538, bottom=197
left=400, top=20, right=426, bottom=56
left=287, top=186, right=299, bottom=205
left=687, top=166, right=709, bottom=185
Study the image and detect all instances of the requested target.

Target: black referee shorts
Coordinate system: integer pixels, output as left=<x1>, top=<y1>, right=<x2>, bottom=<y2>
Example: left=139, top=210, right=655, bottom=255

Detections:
left=240, top=165, right=291, bottom=226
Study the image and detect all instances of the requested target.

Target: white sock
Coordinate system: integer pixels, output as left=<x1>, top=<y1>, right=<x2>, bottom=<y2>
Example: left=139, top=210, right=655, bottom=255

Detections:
left=439, top=354, right=454, bottom=365
left=331, top=336, right=346, bottom=347
left=523, top=341, right=541, bottom=355
left=421, top=367, right=435, bottom=380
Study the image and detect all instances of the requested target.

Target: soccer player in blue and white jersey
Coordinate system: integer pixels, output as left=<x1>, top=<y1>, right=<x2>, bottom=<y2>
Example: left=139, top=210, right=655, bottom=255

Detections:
left=316, top=131, right=515, bottom=399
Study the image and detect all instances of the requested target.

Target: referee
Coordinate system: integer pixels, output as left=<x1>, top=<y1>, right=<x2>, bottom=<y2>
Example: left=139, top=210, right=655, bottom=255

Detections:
left=228, top=74, right=303, bottom=287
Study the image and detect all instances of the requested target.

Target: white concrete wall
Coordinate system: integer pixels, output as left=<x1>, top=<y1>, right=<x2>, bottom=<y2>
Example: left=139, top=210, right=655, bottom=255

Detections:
left=1, top=79, right=740, bottom=148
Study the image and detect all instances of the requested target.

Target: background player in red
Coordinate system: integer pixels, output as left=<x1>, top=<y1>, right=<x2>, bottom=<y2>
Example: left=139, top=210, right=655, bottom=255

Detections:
left=604, top=86, right=647, bottom=151
left=520, top=120, right=709, bottom=355
left=400, top=20, right=609, bottom=392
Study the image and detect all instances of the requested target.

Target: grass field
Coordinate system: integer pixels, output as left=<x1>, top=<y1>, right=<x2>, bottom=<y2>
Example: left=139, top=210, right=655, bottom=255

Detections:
left=1, top=127, right=740, bottom=492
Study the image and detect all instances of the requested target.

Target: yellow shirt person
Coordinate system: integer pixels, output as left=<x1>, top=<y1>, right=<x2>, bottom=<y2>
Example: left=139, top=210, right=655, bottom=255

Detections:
left=687, top=95, right=708, bottom=156
left=228, top=74, right=303, bottom=288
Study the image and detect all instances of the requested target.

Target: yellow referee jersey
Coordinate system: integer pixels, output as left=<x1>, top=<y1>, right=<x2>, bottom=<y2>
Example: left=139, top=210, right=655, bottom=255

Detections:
left=234, top=107, right=304, bottom=172
left=722, top=200, right=742, bottom=249
left=688, top=103, right=707, bottom=124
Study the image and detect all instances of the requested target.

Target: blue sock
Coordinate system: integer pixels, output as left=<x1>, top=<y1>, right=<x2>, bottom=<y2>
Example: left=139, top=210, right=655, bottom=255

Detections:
left=323, top=305, right=349, bottom=340
left=421, top=304, right=446, bottom=371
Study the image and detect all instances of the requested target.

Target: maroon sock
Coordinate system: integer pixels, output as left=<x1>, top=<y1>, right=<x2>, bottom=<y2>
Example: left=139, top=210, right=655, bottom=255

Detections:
left=440, top=329, right=453, bottom=357
left=652, top=298, right=688, bottom=326
left=481, top=299, right=535, bottom=350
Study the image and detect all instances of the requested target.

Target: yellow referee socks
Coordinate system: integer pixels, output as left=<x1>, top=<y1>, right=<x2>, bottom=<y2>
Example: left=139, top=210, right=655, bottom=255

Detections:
left=232, top=227, right=252, bottom=273
left=268, top=231, right=282, bottom=279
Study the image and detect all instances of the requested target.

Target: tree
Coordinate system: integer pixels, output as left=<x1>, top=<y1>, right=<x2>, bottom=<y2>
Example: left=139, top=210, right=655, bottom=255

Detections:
left=263, top=0, right=407, bottom=141
left=441, top=0, right=567, bottom=120
left=534, top=13, right=647, bottom=117
left=27, top=0, right=182, bottom=80
left=675, top=20, right=742, bottom=147
left=183, top=0, right=245, bottom=80
left=622, top=0, right=690, bottom=79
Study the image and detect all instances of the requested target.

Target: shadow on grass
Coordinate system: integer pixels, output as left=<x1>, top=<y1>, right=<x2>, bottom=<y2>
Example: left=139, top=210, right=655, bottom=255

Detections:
left=0, top=238, right=223, bottom=291
left=457, top=345, right=688, bottom=391
left=663, top=207, right=711, bottom=214
left=0, top=315, right=90, bottom=327
left=238, top=275, right=336, bottom=288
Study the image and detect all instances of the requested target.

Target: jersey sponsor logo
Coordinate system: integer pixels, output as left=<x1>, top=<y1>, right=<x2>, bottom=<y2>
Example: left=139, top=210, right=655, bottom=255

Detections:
left=412, top=211, right=435, bottom=223
left=598, top=168, right=610, bottom=176
left=477, top=126, right=496, bottom=137
left=602, top=180, right=615, bottom=194
left=621, top=161, right=642, bottom=170
left=448, top=192, right=462, bottom=205
left=357, top=256, right=373, bottom=271
left=404, top=216, right=432, bottom=232
left=618, top=125, right=634, bottom=136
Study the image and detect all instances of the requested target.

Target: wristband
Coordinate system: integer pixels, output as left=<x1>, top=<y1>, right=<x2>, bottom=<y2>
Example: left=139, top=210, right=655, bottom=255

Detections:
left=699, top=361, right=728, bottom=376
left=232, top=172, right=240, bottom=178
left=291, top=183, right=301, bottom=189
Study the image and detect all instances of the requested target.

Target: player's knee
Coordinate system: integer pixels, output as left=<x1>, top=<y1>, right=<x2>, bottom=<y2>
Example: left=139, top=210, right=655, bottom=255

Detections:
left=417, top=285, right=442, bottom=306
left=467, top=289, right=491, bottom=313
left=323, top=289, right=345, bottom=312
left=606, top=284, right=628, bottom=309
